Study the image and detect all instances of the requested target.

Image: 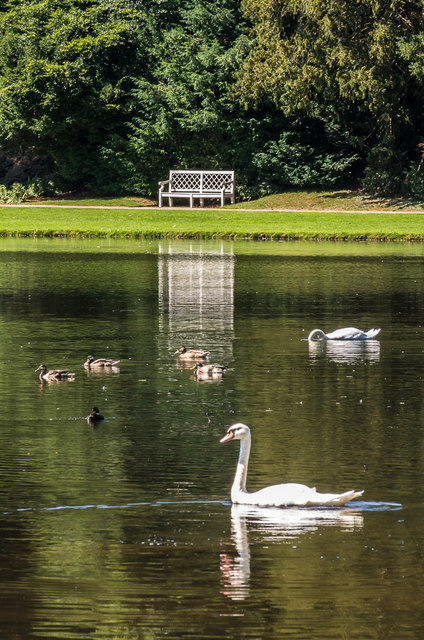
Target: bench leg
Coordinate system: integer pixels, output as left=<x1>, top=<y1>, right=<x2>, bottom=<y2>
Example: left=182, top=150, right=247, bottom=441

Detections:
left=158, top=193, right=162, bottom=207
left=190, top=195, right=194, bottom=208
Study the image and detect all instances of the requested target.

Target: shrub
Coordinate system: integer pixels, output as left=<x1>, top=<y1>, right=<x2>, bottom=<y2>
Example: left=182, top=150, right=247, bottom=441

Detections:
left=250, top=133, right=359, bottom=198
left=0, top=178, right=62, bottom=203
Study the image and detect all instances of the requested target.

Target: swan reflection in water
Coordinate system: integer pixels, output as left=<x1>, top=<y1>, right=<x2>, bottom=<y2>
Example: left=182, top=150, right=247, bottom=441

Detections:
left=220, top=504, right=363, bottom=601
left=308, top=339, right=380, bottom=364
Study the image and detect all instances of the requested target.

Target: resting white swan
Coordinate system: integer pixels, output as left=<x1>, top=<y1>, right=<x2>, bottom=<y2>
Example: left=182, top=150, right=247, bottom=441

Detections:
left=308, top=327, right=380, bottom=341
left=220, top=423, right=363, bottom=507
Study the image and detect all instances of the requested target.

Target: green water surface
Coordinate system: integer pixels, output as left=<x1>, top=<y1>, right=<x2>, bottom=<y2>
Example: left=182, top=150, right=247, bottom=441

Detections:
left=0, top=238, right=422, bottom=639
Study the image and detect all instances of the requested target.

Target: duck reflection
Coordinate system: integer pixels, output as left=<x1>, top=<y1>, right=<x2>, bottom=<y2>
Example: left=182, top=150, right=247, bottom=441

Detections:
left=220, top=503, right=363, bottom=600
left=195, top=371, right=225, bottom=383
left=84, top=365, right=120, bottom=376
left=37, top=377, right=75, bottom=388
left=308, top=339, right=380, bottom=364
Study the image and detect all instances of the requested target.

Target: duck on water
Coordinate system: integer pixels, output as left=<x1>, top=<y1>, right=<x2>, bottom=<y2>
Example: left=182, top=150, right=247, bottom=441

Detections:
left=35, top=364, right=75, bottom=382
left=175, top=346, right=210, bottom=360
left=84, top=355, right=120, bottom=368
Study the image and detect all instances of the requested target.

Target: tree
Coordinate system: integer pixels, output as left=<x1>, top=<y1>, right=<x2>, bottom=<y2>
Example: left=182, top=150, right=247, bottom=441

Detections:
left=0, top=0, right=147, bottom=188
left=237, top=0, right=424, bottom=193
left=121, top=0, right=254, bottom=194
left=0, top=0, right=377, bottom=196
left=123, top=0, right=358, bottom=197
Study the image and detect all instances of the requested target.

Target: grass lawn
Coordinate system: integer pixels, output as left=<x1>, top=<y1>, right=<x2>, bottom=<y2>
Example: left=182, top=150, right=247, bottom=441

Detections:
left=1, top=204, right=424, bottom=240
left=28, top=188, right=424, bottom=212
left=227, top=189, right=424, bottom=211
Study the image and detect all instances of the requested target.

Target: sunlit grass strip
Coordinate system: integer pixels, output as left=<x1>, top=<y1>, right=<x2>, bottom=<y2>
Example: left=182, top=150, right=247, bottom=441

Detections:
left=0, top=207, right=423, bottom=240
left=227, top=189, right=424, bottom=212
left=34, top=189, right=424, bottom=211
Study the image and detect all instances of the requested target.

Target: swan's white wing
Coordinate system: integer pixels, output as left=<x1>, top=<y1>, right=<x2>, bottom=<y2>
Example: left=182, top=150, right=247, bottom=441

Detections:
left=235, top=483, right=363, bottom=508
left=365, top=328, right=381, bottom=338
left=325, top=327, right=381, bottom=340
left=325, top=327, right=366, bottom=340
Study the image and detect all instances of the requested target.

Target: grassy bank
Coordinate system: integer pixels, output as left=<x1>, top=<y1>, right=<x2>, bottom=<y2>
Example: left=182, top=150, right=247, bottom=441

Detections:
left=0, top=205, right=424, bottom=240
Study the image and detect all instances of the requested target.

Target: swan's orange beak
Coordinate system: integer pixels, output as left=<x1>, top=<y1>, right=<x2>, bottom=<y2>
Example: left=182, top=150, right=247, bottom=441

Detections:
left=220, top=431, right=234, bottom=443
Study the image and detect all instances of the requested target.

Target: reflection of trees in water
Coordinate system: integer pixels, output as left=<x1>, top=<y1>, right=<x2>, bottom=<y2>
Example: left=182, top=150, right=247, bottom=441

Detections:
left=221, top=504, right=363, bottom=601
left=308, top=339, right=380, bottom=364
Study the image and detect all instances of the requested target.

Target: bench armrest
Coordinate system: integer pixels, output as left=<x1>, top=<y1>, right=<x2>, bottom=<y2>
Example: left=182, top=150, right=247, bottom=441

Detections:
left=158, top=179, right=171, bottom=188
left=221, top=179, right=234, bottom=189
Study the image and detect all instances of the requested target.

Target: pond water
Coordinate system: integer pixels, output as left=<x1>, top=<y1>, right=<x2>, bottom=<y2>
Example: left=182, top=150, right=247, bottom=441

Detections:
left=1, top=237, right=424, bottom=639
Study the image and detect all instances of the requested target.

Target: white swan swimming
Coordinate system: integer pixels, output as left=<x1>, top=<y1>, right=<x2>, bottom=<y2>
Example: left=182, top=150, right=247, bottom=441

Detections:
left=308, top=327, right=380, bottom=341
left=220, top=423, right=363, bottom=507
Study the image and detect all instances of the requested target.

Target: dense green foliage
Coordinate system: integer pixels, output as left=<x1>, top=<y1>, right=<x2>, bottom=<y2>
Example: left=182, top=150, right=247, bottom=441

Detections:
left=0, top=0, right=424, bottom=198
left=239, top=0, right=424, bottom=195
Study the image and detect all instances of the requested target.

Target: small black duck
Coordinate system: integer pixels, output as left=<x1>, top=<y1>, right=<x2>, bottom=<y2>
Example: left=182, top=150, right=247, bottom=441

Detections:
left=84, top=355, right=120, bottom=368
left=193, top=362, right=226, bottom=376
left=87, top=407, right=104, bottom=421
left=35, top=364, right=75, bottom=381
left=175, top=345, right=210, bottom=360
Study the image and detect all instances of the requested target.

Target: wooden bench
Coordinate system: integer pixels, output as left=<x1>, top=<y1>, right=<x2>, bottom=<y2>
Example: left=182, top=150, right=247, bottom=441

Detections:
left=158, top=169, right=235, bottom=208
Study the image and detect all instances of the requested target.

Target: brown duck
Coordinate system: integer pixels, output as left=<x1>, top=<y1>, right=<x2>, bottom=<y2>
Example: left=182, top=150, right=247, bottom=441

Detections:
left=35, top=364, right=75, bottom=381
left=175, top=345, right=210, bottom=360
left=84, top=355, right=120, bottom=368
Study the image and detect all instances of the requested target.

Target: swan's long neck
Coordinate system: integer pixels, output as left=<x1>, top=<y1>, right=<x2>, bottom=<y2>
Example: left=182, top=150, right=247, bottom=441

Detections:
left=308, top=329, right=327, bottom=341
left=231, top=433, right=251, bottom=500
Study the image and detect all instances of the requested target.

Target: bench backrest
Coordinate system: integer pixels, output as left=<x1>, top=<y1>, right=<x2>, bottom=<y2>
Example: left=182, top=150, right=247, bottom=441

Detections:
left=170, top=170, right=234, bottom=194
